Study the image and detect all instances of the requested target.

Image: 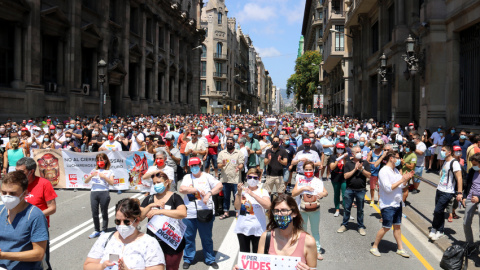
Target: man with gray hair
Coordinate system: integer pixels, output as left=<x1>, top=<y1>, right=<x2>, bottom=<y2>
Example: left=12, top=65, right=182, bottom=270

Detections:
left=16, top=157, right=58, bottom=270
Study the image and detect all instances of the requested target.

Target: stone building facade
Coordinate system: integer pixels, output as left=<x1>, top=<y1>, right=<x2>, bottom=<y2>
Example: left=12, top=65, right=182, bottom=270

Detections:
left=0, top=0, right=205, bottom=120
left=344, top=0, right=480, bottom=129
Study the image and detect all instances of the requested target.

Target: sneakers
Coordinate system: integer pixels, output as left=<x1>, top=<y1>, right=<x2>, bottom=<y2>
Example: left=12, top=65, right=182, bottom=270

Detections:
left=337, top=225, right=347, bottom=233
left=358, top=228, right=366, bottom=236
left=88, top=231, right=101, bottom=239
left=396, top=249, right=410, bottom=258
left=428, top=229, right=436, bottom=240
left=182, top=262, right=191, bottom=269
left=334, top=211, right=340, bottom=217
left=370, top=248, right=381, bottom=257
left=369, top=201, right=374, bottom=207
left=208, top=262, right=219, bottom=269
left=431, top=231, right=444, bottom=241
left=350, top=216, right=355, bottom=220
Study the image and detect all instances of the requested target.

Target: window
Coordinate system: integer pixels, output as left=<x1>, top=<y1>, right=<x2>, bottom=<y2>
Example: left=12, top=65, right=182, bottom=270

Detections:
left=218, top=12, right=222, bottom=24
left=201, top=80, right=206, bottom=95
left=318, top=28, right=323, bottom=38
left=128, top=63, right=137, bottom=99
left=216, top=80, right=222, bottom=92
left=158, top=26, right=164, bottom=48
left=42, top=35, right=58, bottom=84
left=82, top=0, right=96, bottom=10
left=332, top=0, right=341, bottom=13
left=388, top=4, right=395, bottom=42
left=169, top=77, right=174, bottom=101
left=146, top=18, right=153, bottom=43
left=319, top=10, right=323, bottom=20
left=371, top=21, right=379, bottom=53
left=215, top=62, right=223, bottom=76
left=335, top=25, right=344, bottom=51
left=216, top=42, right=223, bottom=56
left=109, top=0, right=116, bottom=21
left=0, top=20, right=14, bottom=86
left=145, top=69, right=151, bottom=99
left=170, top=34, right=175, bottom=54
left=81, top=47, right=94, bottom=85
left=201, top=44, right=206, bottom=58
left=201, top=61, right=206, bottom=77
left=130, top=7, right=138, bottom=34
left=157, top=73, right=163, bottom=100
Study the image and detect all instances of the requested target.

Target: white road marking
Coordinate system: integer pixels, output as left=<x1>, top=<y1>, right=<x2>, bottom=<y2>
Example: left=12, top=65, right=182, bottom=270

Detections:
left=50, top=193, right=143, bottom=251
left=402, top=213, right=443, bottom=262
left=208, top=219, right=239, bottom=270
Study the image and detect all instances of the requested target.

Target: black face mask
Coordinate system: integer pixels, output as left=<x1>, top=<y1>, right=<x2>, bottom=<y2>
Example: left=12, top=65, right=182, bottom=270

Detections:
left=226, top=144, right=235, bottom=150
left=272, top=142, right=279, bottom=148
left=304, top=145, right=311, bottom=151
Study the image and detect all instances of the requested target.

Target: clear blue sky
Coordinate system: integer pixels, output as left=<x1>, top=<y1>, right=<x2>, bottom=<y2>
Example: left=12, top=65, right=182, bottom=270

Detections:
left=226, top=0, right=306, bottom=91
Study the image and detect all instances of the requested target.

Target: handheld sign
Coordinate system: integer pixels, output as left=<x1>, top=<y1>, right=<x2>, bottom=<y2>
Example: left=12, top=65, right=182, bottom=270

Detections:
left=147, top=215, right=186, bottom=250
left=237, top=252, right=301, bottom=270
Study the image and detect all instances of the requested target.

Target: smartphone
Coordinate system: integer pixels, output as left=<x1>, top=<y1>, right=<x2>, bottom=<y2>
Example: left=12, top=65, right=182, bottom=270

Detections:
left=109, top=254, right=119, bottom=263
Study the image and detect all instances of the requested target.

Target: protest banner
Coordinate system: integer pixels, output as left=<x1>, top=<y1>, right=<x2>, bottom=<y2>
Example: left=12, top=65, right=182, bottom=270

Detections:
left=237, top=252, right=301, bottom=270
left=147, top=215, right=187, bottom=250
left=33, top=149, right=66, bottom=189
left=295, top=112, right=314, bottom=119
left=304, top=122, right=315, bottom=130
left=264, top=118, right=277, bottom=126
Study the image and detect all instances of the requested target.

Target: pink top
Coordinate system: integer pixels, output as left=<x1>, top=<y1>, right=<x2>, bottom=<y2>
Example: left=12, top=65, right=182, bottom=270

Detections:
left=268, top=230, right=307, bottom=264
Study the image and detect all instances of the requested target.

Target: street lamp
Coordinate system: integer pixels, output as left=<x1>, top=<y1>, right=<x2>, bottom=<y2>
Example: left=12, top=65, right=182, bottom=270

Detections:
left=402, top=34, right=419, bottom=78
left=329, top=27, right=353, bottom=38
left=377, top=53, right=388, bottom=86
left=316, top=85, right=322, bottom=115
left=97, top=59, right=107, bottom=119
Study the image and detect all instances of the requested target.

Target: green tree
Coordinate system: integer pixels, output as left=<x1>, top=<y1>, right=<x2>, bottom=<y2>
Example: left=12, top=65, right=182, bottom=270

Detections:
left=286, top=51, right=322, bottom=110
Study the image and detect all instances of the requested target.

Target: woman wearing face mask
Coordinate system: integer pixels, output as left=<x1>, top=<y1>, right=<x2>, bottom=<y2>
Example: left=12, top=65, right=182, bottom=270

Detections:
left=234, top=168, right=271, bottom=253
left=39, top=133, right=55, bottom=150
left=84, top=198, right=166, bottom=270
left=140, top=172, right=187, bottom=270
left=3, top=137, right=26, bottom=174
left=329, top=143, right=348, bottom=217
left=84, top=153, right=115, bottom=239
left=179, top=157, right=223, bottom=269
left=143, top=152, right=175, bottom=194
left=292, top=161, right=328, bottom=261
left=400, top=142, right=417, bottom=203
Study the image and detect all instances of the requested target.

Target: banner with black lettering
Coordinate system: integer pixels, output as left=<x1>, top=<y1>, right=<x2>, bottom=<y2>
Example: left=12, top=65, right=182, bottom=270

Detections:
left=147, top=215, right=186, bottom=250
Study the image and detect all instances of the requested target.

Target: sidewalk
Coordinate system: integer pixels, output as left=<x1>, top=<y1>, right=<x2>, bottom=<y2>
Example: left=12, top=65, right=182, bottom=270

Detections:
left=392, top=169, right=480, bottom=268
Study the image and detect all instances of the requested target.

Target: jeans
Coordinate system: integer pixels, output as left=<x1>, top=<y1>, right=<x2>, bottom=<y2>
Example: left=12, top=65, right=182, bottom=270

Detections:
left=432, top=189, right=455, bottom=232
left=181, top=153, right=188, bottom=168
left=342, top=189, right=366, bottom=229
left=301, top=211, right=321, bottom=251
left=332, top=181, right=346, bottom=210
left=205, top=154, right=218, bottom=170
left=463, top=200, right=480, bottom=244
left=222, top=183, right=237, bottom=212
left=90, top=191, right=111, bottom=232
left=183, top=217, right=216, bottom=264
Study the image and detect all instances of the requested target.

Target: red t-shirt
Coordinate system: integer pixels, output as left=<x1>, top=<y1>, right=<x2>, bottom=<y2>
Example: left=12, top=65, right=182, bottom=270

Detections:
left=25, top=176, right=58, bottom=226
left=206, top=135, right=219, bottom=155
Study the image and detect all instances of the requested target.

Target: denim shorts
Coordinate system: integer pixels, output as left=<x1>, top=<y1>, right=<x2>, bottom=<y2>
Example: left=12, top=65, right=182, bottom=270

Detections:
left=205, top=154, right=218, bottom=169
left=381, top=206, right=402, bottom=228
left=414, top=166, right=423, bottom=183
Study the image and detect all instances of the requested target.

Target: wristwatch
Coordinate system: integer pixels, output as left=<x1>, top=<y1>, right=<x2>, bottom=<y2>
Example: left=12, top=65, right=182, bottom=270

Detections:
left=456, top=192, right=462, bottom=195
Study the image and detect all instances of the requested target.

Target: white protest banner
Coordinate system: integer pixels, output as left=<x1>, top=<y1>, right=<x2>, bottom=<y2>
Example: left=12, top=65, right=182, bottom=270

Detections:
left=0, top=138, right=9, bottom=147
left=295, top=112, right=314, bottom=119
left=304, top=122, right=314, bottom=130
left=147, top=215, right=186, bottom=250
left=237, top=252, right=301, bottom=270
left=264, top=118, right=277, bottom=126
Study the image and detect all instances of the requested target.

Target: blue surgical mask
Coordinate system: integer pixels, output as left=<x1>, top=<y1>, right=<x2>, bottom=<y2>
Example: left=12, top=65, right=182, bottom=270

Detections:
left=274, top=215, right=292, bottom=230
left=233, top=135, right=238, bottom=140
left=120, top=133, right=125, bottom=137
left=473, top=166, right=480, bottom=171
left=377, top=136, right=382, bottom=140
left=451, top=130, right=455, bottom=134
left=440, top=151, right=446, bottom=159
left=460, top=135, right=467, bottom=140
left=438, top=128, right=442, bottom=132
left=405, top=147, right=410, bottom=152
left=359, top=142, right=365, bottom=147
left=248, top=133, right=253, bottom=138
left=268, top=131, right=272, bottom=135
left=154, top=183, right=166, bottom=194
left=190, top=166, right=200, bottom=174
left=395, top=159, right=401, bottom=167
left=285, top=140, right=290, bottom=145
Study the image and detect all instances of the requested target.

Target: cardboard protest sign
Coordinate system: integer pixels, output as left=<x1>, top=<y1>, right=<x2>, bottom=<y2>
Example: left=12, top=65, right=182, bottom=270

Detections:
left=147, top=215, right=187, bottom=250
left=237, top=252, right=301, bottom=270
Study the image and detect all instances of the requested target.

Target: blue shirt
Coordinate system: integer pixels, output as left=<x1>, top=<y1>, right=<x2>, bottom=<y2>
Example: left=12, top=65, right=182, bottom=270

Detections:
left=453, top=140, right=472, bottom=161
left=320, top=137, right=335, bottom=155
left=169, top=131, right=180, bottom=147
left=0, top=204, right=48, bottom=270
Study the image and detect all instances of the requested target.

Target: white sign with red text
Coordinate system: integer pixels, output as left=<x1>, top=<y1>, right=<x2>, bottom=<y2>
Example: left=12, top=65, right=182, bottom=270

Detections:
left=237, top=252, right=300, bottom=270
left=147, top=214, right=186, bottom=250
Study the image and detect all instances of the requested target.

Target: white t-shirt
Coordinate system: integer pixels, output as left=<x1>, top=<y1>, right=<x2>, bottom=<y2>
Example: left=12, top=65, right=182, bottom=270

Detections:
left=240, top=147, right=249, bottom=172
left=130, top=133, right=145, bottom=151
left=100, top=140, right=123, bottom=151
left=294, top=175, right=324, bottom=207
left=54, top=132, right=65, bottom=149
left=378, top=166, right=405, bottom=209
left=87, top=233, right=165, bottom=269
left=259, top=140, right=271, bottom=158
left=181, top=173, right=220, bottom=219
left=234, top=188, right=269, bottom=237
left=89, top=169, right=114, bottom=191
left=415, top=142, right=427, bottom=166
left=185, top=140, right=207, bottom=159
left=144, top=165, right=175, bottom=194
left=438, top=160, right=461, bottom=194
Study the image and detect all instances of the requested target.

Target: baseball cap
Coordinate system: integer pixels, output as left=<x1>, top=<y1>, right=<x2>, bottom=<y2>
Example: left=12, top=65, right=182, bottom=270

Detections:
left=21, top=127, right=28, bottom=131
left=49, top=125, right=56, bottom=130
left=375, top=139, right=384, bottom=145
left=340, top=131, right=346, bottom=136
left=453, top=145, right=462, bottom=152
left=409, top=123, right=414, bottom=126
left=394, top=124, right=400, bottom=128
left=348, top=133, right=354, bottom=139
left=164, top=133, right=174, bottom=141
left=336, top=143, right=345, bottom=148
left=28, top=120, right=33, bottom=123
left=226, top=128, right=232, bottom=132
left=188, top=157, right=202, bottom=166
left=303, top=138, right=311, bottom=144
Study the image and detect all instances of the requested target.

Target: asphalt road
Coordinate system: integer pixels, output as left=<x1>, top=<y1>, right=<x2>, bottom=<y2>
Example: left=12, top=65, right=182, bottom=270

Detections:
left=47, top=177, right=445, bottom=270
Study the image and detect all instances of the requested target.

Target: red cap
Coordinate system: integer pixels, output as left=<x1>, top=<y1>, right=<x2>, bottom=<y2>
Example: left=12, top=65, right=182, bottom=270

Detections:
left=453, top=145, right=462, bottom=152
left=260, top=132, right=269, bottom=136
left=336, top=143, right=345, bottom=149
left=47, top=119, right=51, bottom=122
left=226, top=128, right=231, bottom=132
left=340, top=131, right=346, bottom=136
left=394, top=124, right=400, bottom=128
left=188, top=157, right=202, bottom=166
left=49, top=125, right=56, bottom=130
left=21, top=127, right=28, bottom=131
left=409, top=123, right=414, bottom=126
left=28, top=120, right=33, bottom=123
left=303, top=138, right=311, bottom=144
left=348, top=133, right=354, bottom=139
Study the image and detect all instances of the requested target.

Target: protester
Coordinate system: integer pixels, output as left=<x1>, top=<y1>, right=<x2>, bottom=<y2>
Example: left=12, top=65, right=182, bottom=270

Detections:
left=264, top=136, right=288, bottom=195
left=179, top=157, right=223, bottom=269
left=329, top=143, right=348, bottom=217
left=234, top=168, right=271, bottom=253
left=84, top=198, right=166, bottom=270
left=84, top=153, right=115, bottom=238
left=401, top=141, right=417, bottom=203
left=0, top=171, right=48, bottom=270
left=3, top=137, right=26, bottom=174
left=412, top=133, right=426, bottom=193
left=367, top=139, right=385, bottom=206
left=463, top=153, right=480, bottom=256
left=141, top=172, right=187, bottom=270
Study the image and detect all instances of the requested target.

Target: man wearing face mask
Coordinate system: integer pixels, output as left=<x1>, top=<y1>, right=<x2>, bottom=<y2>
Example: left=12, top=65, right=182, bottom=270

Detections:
left=218, top=137, right=245, bottom=219
left=0, top=171, right=49, bottom=270
left=281, top=136, right=296, bottom=187
left=99, top=131, right=122, bottom=151
left=16, top=157, right=57, bottom=270
left=292, top=139, right=322, bottom=179
left=367, top=139, right=385, bottom=207
left=320, top=131, right=335, bottom=180
left=244, top=128, right=261, bottom=171
left=337, top=146, right=372, bottom=236
left=264, top=137, right=288, bottom=195
left=205, top=128, right=220, bottom=178
left=453, top=130, right=472, bottom=169
left=185, top=130, right=207, bottom=168
left=60, top=131, right=80, bottom=152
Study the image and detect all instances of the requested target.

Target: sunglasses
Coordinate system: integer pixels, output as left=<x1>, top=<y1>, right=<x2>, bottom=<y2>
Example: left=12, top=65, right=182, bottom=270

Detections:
left=114, top=218, right=135, bottom=226
left=247, top=175, right=259, bottom=180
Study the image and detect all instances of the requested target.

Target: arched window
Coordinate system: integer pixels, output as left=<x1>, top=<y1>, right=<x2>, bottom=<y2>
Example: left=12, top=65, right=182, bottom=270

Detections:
left=201, top=44, right=206, bottom=57
left=218, top=12, right=222, bottom=24
left=216, top=42, right=223, bottom=56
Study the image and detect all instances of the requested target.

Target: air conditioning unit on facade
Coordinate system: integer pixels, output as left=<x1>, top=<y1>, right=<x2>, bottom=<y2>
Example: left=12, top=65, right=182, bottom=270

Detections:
left=82, top=84, right=90, bottom=95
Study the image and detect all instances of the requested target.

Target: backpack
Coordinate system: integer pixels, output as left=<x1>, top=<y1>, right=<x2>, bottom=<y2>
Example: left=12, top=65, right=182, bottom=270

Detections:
left=440, top=243, right=468, bottom=270
left=447, top=159, right=465, bottom=192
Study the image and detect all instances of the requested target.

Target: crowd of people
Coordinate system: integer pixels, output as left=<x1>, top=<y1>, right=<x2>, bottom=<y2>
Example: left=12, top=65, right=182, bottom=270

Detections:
left=0, top=114, right=479, bottom=269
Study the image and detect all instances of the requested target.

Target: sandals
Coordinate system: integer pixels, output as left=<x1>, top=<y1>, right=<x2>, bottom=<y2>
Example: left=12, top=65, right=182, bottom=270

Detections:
left=219, top=214, right=229, bottom=220
left=448, top=216, right=453, bottom=222
left=452, top=213, right=460, bottom=219
left=317, top=253, right=324, bottom=260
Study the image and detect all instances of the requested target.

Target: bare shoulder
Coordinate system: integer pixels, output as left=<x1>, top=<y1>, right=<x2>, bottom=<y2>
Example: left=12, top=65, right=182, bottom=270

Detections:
left=304, top=233, right=316, bottom=248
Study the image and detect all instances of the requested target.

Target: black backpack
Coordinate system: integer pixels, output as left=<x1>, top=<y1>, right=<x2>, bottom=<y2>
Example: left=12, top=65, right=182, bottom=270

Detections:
left=440, top=243, right=468, bottom=270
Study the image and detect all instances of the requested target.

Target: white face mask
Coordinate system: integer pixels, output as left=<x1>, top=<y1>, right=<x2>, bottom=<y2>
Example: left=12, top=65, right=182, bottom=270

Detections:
left=247, top=179, right=259, bottom=187
left=56, top=129, right=62, bottom=134
left=355, top=153, right=362, bottom=160
left=116, top=222, right=136, bottom=239
left=1, top=191, right=25, bottom=210
left=337, top=149, right=344, bottom=154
